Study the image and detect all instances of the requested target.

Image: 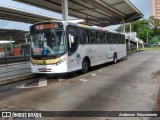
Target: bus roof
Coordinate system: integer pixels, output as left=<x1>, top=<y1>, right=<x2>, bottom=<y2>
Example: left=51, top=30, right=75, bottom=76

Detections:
left=31, top=20, right=124, bottom=35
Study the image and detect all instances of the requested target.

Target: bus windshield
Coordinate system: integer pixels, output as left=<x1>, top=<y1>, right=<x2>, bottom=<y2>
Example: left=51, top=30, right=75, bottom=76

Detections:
left=30, top=29, right=66, bottom=57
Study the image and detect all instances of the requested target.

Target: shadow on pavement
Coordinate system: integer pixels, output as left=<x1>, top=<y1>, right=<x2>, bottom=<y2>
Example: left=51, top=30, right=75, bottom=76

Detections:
left=45, top=57, right=128, bottom=80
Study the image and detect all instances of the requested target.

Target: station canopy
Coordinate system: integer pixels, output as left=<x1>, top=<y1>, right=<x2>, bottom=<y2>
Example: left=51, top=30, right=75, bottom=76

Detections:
left=0, top=28, right=28, bottom=43
left=0, top=0, right=143, bottom=44
left=0, top=4, right=59, bottom=24
left=0, top=4, right=59, bottom=44
left=14, top=0, right=143, bottom=26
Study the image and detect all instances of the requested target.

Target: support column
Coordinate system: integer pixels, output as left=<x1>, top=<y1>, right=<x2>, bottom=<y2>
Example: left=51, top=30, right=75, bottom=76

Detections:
left=120, top=23, right=123, bottom=33
left=137, top=41, right=139, bottom=49
left=87, top=15, right=89, bottom=25
left=122, top=20, right=125, bottom=33
left=62, top=0, right=68, bottom=21
left=10, top=36, right=13, bottom=56
left=25, top=33, right=30, bottom=44
left=129, top=23, right=131, bottom=51
left=142, top=43, right=144, bottom=48
left=4, top=43, right=7, bottom=66
left=25, top=37, right=28, bottom=44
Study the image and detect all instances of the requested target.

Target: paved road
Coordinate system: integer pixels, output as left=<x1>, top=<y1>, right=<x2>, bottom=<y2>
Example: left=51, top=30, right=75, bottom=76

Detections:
left=0, top=50, right=160, bottom=120
left=0, top=63, right=31, bottom=79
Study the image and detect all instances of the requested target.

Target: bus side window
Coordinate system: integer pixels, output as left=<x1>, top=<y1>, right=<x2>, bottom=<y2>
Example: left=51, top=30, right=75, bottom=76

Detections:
left=115, top=34, right=118, bottom=44
left=112, top=33, right=115, bottom=44
left=122, top=35, right=125, bottom=44
left=117, top=34, right=121, bottom=44
left=105, top=32, right=108, bottom=44
left=96, top=31, right=99, bottom=44
left=106, top=32, right=110, bottom=44
left=113, top=33, right=116, bottom=44
left=119, top=35, right=122, bottom=44
left=90, top=30, right=96, bottom=44
left=114, top=34, right=117, bottom=44
left=87, top=30, right=90, bottom=43
left=120, top=35, right=123, bottom=44
left=103, top=32, right=106, bottom=44
left=98, top=32, right=105, bottom=44
left=110, top=33, right=113, bottom=44
left=80, top=28, right=89, bottom=44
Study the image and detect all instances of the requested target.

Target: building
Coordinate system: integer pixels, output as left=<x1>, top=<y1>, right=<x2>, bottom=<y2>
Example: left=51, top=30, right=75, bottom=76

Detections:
left=151, top=0, right=160, bottom=19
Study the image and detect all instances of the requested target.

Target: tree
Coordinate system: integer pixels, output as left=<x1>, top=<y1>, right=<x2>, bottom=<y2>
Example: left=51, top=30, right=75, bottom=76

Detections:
left=149, top=36, right=159, bottom=44
left=149, top=16, right=160, bottom=29
left=149, top=16, right=160, bottom=42
left=115, top=19, right=154, bottom=43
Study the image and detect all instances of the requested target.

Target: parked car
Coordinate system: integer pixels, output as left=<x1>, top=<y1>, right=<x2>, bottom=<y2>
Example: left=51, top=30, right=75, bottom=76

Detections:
left=153, top=42, right=160, bottom=47
left=144, top=43, right=151, bottom=47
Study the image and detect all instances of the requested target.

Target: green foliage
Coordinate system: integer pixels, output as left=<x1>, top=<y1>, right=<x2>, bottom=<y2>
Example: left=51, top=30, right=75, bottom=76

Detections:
left=149, top=36, right=159, bottom=44
left=149, top=16, right=160, bottom=29
left=115, top=18, right=160, bottom=44
left=138, top=47, right=160, bottom=51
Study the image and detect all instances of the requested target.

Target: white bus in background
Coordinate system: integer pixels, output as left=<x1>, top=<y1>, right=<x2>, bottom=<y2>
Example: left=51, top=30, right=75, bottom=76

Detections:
left=29, top=20, right=126, bottom=74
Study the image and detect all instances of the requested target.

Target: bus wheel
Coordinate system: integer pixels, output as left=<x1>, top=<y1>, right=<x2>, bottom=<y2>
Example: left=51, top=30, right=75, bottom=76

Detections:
left=113, top=53, right=117, bottom=64
left=82, top=59, right=89, bottom=74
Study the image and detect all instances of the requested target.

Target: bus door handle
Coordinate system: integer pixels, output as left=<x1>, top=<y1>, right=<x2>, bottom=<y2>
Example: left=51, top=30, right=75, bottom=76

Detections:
left=77, top=54, right=80, bottom=58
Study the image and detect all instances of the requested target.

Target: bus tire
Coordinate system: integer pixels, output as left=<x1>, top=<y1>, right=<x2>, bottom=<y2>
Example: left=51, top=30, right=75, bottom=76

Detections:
left=82, top=59, right=89, bottom=74
left=113, top=53, right=117, bottom=64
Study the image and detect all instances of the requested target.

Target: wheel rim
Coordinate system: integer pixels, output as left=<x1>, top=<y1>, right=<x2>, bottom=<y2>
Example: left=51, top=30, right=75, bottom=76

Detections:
left=82, top=60, right=88, bottom=73
left=83, top=62, right=88, bottom=71
left=115, top=56, right=117, bottom=63
left=114, top=54, right=117, bottom=63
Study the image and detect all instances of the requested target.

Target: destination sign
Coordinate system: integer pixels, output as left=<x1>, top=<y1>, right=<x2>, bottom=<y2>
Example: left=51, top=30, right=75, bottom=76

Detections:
left=32, top=22, right=63, bottom=31
left=34, top=23, right=56, bottom=30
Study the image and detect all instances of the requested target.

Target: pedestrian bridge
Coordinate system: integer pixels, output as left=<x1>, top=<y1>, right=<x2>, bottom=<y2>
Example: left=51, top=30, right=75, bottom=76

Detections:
left=125, top=32, right=144, bottom=50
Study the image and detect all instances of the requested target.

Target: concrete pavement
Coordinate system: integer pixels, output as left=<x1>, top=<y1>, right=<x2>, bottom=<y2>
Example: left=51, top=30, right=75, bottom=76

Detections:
left=0, top=63, right=39, bottom=85
left=0, top=50, right=160, bottom=120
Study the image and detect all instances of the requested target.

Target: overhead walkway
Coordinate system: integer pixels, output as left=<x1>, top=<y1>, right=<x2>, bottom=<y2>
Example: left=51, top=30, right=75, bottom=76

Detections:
left=125, top=32, right=144, bottom=50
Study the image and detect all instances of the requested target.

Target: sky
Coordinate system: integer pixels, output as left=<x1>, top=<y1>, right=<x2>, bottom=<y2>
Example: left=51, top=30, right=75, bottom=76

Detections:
left=130, top=0, right=150, bottom=19
left=0, top=0, right=151, bottom=31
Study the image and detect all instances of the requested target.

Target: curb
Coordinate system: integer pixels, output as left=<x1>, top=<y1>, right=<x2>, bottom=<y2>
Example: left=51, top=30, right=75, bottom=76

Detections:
left=0, top=73, right=40, bottom=86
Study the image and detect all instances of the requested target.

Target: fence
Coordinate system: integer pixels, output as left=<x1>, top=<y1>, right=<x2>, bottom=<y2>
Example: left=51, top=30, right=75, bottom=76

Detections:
left=0, top=50, right=30, bottom=66
left=0, top=44, right=31, bottom=66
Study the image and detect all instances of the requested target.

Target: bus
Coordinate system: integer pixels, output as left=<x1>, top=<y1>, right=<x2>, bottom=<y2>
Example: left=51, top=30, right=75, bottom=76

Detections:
left=29, top=20, right=126, bottom=74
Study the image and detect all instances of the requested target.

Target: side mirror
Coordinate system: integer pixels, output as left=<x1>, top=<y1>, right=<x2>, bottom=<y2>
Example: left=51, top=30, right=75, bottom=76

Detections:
left=69, top=34, right=74, bottom=48
left=71, top=36, right=74, bottom=43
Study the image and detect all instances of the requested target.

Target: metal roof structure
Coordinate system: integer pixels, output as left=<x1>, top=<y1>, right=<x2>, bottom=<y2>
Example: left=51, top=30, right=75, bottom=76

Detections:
left=0, top=4, right=59, bottom=44
left=0, top=28, right=28, bottom=43
left=0, top=4, right=59, bottom=24
left=14, top=0, right=144, bottom=26
left=0, top=0, right=143, bottom=44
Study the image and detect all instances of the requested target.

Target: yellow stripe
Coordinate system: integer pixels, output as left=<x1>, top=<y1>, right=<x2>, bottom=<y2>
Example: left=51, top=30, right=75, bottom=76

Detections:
left=31, top=58, right=60, bottom=65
